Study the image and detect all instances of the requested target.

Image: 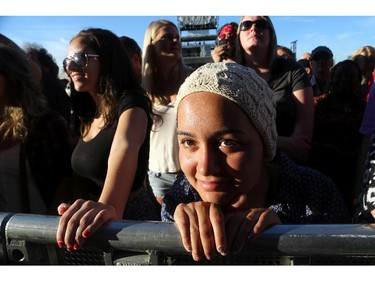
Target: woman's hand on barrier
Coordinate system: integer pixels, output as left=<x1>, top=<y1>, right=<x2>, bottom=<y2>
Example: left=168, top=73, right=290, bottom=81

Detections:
left=174, top=202, right=281, bottom=261
left=56, top=199, right=116, bottom=251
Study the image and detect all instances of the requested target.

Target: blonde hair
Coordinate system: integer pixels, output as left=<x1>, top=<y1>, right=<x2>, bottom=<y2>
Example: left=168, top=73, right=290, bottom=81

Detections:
left=350, top=45, right=375, bottom=82
left=0, top=44, right=46, bottom=140
left=141, top=19, right=191, bottom=105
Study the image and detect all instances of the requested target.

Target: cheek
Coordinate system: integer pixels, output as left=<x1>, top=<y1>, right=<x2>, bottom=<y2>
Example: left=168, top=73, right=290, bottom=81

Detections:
left=179, top=150, right=196, bottom=176
left=230, top=152, right=263, bottom=187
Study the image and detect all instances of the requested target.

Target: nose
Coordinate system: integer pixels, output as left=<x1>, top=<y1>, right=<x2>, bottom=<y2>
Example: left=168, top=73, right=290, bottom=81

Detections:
left=65, top=60, right=79, bottom=73
left=197, top=145, right=221, bottom=176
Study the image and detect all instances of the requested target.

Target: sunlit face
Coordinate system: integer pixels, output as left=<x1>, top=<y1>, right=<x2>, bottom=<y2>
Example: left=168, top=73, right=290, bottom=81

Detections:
left=239, top=16, right=271, bottom=54
left=65, top=37, right=100, bottom=94
left=177, top=92, right=266, bottom=210
left=152, top=24, right=181, bottom=61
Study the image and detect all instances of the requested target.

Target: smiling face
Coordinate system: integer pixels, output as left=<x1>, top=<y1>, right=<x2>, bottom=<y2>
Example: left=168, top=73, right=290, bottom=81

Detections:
left=177, top=91, right=267, bottom=210
left=152, top=23, right=182, bottom=62
left=65, top=36, right=100, bottom=94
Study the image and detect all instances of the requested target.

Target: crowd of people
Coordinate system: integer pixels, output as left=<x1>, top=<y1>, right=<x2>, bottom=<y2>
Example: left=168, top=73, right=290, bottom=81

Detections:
left=1, top=15, right=375, bottom=262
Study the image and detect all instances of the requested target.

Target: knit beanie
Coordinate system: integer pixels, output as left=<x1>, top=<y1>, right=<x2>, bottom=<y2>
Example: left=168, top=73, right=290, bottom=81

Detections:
left=177, top=62, right=277, bottom=161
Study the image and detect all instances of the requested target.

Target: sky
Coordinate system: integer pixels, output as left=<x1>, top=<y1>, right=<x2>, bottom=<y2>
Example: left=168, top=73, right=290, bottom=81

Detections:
left=2, top=0, right=375, bottom=79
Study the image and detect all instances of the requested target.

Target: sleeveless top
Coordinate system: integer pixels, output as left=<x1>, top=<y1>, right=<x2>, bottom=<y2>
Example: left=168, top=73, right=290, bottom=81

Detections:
left=148, top=102, right=181, bottom=173
left=71, top=93, right=152, bottom=196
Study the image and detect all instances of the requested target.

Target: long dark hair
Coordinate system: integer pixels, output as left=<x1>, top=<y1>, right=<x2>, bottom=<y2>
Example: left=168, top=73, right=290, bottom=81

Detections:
left=69, top=28, right=153, bottom=136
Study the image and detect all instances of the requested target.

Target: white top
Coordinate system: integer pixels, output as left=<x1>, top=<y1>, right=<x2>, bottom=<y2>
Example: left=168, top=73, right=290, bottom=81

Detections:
left=0, top=143, right=47, bottom=214
left=148, top=102, right=181, bottom=173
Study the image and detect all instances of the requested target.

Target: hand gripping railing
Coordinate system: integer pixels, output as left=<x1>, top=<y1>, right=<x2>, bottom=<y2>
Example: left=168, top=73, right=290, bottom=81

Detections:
left=2, top=212, right=375, bottom=265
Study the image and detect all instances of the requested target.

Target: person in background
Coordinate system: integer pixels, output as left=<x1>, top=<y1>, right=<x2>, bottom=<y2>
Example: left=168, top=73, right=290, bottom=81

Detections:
left=309, top=46, right=334, bottom=98
left=56, top=28, right=161, bottom=252
left=350, top=45, right=375, bottom=102
left=301, top=52, right=311, bottom=60
left=277, top=45, right=295, bottom=60
left=354, top=131, right=375, bottom=223
left=142, top=19, right=193, bottom=205
left=24, top=44, right=71, bottom=125
left=0, top=34, right=42, bottom=83
left=353, top=81, right=375, bottom=203
left=211, top=22, right=238, bottom=62
left=309, top=60, right=366, bottom=214
left=235, top=16, right=314, bottom=165
left=297, top=58, right=312, bottom=78
left=119, top=36, right=142, bottom=85
left=161, top=62, right=349, bottom=262
left=0, top=43, right=74, bottom=215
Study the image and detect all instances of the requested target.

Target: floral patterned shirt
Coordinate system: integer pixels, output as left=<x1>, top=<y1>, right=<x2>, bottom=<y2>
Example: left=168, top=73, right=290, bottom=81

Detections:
left=161, top=151, right=350, bottom=224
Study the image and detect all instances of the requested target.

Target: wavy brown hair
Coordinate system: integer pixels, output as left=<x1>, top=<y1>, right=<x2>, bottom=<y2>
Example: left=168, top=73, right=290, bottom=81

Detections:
left=0, top=44, right=46, bottom=140
left=69, top=28, right=153, bottom=136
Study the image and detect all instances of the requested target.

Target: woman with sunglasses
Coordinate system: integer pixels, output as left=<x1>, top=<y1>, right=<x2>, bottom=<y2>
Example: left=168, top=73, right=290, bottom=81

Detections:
left=56, top=28, right=161, bottom=251
left=235, top=16, right=314, bottom=165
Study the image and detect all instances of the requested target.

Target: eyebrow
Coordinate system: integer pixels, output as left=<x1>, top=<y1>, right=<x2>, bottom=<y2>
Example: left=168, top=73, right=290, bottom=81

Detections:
left=176, top=127, right=245, bottom=138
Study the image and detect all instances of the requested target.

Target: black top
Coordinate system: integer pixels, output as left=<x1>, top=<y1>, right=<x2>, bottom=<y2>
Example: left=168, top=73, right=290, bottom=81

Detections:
left=71, top=93, right=151, bottom=196
left=268, top=57, right=312, bottom=137
left=26, top=109, right=73, bottom=208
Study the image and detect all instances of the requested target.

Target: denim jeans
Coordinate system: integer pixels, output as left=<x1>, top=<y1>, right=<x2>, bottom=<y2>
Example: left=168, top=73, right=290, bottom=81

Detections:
left=148, top=170, right=181, bottom=198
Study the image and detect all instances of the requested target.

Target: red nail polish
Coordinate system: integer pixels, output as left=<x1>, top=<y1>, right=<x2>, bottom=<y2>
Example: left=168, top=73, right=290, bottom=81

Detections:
left=82, top=229, right=90, bottom=238
left=67, top=246, right=73, bottom=251
left=57, top=241, right=64, bottom=248
left=73, top=243, right=79, bottom=250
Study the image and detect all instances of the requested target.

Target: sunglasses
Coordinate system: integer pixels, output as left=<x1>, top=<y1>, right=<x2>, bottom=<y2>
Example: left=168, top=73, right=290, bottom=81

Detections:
left=240, top=19, right=270, bottom=31
left=63, top=52, right=99, bottom=71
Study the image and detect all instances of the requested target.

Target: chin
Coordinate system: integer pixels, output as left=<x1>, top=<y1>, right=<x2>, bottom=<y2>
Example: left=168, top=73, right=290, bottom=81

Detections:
left=201, top=192, right=233, bottom=206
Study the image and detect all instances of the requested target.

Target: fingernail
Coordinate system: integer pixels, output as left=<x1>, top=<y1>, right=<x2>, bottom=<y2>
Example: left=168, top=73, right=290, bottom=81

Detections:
left=82, top=230, right=90, bottom=238
left=217, top=245, right=226, bottom=255
left=73, top=243, right=80, bottom=250
left=57, top=241, right=64, bottom=248
left=67, top=246, right=73, bottom=252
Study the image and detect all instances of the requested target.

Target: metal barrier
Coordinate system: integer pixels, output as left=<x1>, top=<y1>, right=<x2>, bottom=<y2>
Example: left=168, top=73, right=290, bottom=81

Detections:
left=1, top=212, right=375, bottom=265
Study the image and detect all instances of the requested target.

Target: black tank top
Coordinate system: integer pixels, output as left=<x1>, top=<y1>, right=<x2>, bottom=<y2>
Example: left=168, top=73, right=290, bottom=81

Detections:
left=71, top=93, right=151, bottom=196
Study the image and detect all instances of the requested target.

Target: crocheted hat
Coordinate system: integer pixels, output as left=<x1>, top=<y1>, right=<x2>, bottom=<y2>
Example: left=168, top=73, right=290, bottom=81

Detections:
left=177, top=62, right=277, bottom=161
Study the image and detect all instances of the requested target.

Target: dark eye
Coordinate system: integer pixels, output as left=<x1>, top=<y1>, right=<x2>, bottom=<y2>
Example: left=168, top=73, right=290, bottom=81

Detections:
left=220, top=139, right=238, bottom=147
left=180, top=139, right=195, bottom=148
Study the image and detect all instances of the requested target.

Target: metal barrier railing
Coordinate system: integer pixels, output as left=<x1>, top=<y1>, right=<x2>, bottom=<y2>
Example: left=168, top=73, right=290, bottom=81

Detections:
left=2, top=212, right=375, bottom=265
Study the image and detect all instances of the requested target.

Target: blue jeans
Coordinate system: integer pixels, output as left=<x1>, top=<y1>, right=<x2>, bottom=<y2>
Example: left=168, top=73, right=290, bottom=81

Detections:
left=148, top=170, right=181, bottom=198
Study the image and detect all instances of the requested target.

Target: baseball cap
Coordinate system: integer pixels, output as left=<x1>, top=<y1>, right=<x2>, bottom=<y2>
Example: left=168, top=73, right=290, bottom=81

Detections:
left=311, top=46, right=333, bottom=60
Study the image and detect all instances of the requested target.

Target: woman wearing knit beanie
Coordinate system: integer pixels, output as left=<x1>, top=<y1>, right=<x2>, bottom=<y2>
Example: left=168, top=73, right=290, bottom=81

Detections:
left=161, top=62, right=349, bottom=262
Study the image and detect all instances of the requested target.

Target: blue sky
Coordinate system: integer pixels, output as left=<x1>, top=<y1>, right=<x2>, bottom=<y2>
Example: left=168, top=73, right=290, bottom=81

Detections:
left=2, top=1, right=375, bottom=77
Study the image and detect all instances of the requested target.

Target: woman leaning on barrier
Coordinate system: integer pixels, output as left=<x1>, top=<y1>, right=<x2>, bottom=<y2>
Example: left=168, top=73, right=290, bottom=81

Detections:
left=56, top=28, right=161, bottom=252
left=161, top=62, right=350, bottom=262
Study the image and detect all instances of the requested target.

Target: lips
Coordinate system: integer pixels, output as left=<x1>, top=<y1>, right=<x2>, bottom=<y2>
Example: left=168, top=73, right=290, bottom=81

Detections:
left=70, top=73, right=85, bottom=82
left=198, top=179, right=229, bottom=192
